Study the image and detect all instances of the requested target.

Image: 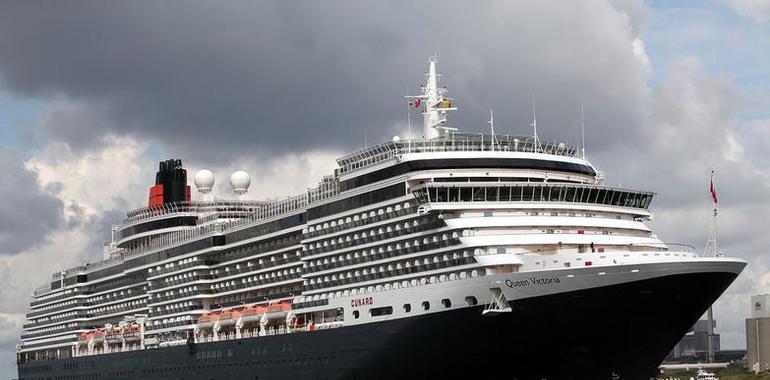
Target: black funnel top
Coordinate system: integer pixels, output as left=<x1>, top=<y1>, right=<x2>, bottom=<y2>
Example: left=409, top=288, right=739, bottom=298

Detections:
left=150, top=159, right=189, bottom=205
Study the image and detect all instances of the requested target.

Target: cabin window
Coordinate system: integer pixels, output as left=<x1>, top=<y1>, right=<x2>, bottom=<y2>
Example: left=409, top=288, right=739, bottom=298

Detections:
left=460, top=187, right=472, bottom=202
left=465, top=296, right=478, bottom=306
left=403, top=303, right=411, bottom=313
left=442, top=299, right=452, bottom=308
left=499, top=186, right=511, bottom=201
left=485, top=187, right=499, bottom=201
left=472, top=187, right=485, bottom=202
left=353, top=310, right=359, bottom=319
left=422, top=301, right=430, bottom=311
left=370, top=306, right=393, bottom=317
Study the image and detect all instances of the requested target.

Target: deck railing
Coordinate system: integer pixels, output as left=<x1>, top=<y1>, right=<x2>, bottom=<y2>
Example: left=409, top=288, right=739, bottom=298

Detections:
left=337, top=134, right=579, bottom=175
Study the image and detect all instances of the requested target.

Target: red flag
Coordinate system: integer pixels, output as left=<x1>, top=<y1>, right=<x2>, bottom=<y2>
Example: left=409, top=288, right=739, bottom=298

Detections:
left=414, top=99, right=421, bottom=108
left=709, top=177, right=718, bottom=205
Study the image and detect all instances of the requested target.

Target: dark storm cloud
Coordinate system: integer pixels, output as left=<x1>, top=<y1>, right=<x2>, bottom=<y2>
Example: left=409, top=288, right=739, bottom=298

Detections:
left=0, top=149, right=64, bottom=255
left=0, top=1, right=648, bottom=162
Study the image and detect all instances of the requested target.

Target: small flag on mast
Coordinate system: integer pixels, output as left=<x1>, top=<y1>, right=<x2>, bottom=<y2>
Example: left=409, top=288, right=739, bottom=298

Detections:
left=414, top=99, right=421, bottom=108
left=709, top=172, right=718, bottom=205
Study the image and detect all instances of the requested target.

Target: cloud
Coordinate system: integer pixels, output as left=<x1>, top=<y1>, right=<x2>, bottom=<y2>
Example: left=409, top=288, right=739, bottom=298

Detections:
left=589, top=57, right=770, bottom=348
left=0, top=1, right=650, bottom=163
left=26, top=135, right=154, bottom=215
left=0, top=312, right=24, bottom=379
left=0, top=149, right=64, bottom=255
left=0, top=137, right=344, bottom=379
left=632, top=38, right=652, bottom=74
left=723, top=0, right=770, bottom=22
left=0, top=1, right=767, bottom=375
left=611, top=0, right=653, bottom=33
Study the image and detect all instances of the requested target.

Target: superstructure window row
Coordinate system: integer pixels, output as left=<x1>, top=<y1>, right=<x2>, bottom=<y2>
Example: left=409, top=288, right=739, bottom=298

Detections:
left=209, top=284, right=301, bottom=309
left=147, top=247, right=301, bottom=289
left=303, top=250, right=475, bottom=291
left=413, top=183, right=654, bottom=209
left=28, top=311, right=83, bottom=326
left=300, top=268, right=487, bottom=303
left=304, top=232, right=461, bottom=274
left=305, top=201, right=414, bottom=239
left=91, top=300, right=147, bottom=317
left=307, top=183, right=407, bottom=221
left=150, top=301, right=202, bottom=316
left=304, top=215, right=443, bottom=256
left=147, top=315, right=194, bottom=331
left=86, top=286, right=145, bottom=304
left=149, top=268, right=303, bottom=304
left=21, top=323, right=78, bottom=339
left=27, top=298, right=89, bottom=319
left=206, top=235, right=302, bottom=266
left=30, top=288, right=85, bottom=308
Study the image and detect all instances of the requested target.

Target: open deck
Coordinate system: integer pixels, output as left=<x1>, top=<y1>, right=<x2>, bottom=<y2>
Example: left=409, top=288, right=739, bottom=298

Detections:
left=336, top=134, right=580, bottom=175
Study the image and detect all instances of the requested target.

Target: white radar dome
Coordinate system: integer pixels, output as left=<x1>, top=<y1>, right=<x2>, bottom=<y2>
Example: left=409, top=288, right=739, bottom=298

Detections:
left=193, top=169, right=215, bottom=193
left=230, top=170, right=251, bottom=194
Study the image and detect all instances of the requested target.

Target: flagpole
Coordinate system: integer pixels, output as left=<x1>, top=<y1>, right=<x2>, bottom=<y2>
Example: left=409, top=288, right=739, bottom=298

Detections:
left=707, top=169, right=718, bottom=363
left=407, top=86, right=412, bottom=152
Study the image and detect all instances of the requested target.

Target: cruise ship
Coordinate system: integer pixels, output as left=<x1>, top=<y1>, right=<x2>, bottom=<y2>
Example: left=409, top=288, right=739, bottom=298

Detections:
left=17, top=58, right=745, bottom=380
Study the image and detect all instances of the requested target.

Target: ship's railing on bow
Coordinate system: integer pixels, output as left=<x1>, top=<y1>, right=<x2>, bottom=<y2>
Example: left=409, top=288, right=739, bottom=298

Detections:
left=663, top=243, right=697, bottom=254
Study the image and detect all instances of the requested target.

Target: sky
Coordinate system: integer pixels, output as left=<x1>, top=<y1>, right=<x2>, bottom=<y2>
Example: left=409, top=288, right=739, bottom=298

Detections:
left=0, top=0, right=769, bottom=377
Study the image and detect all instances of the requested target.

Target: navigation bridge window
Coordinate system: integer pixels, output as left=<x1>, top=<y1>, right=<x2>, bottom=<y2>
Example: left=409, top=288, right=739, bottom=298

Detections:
left=412, top=184, right=654, bottom=209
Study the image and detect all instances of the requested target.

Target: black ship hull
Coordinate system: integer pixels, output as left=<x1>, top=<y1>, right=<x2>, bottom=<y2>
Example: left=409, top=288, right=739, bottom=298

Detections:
left=18, top=270, right=737, bottom=380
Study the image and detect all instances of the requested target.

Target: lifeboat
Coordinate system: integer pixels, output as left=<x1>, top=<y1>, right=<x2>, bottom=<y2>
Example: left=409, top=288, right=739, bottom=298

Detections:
left=240, top=305, right=266, bottom=324
left=196, top=312, right=218, bottom=329
left=217, top=309, right=242, bottom=327
left=123, top=323, right=141, bottom=342
left=77, top=331, right=93, bottom=346
left=91, top=329, right=105, bottom=344
left=264, top=300, right=291, bottom=321
left=105, top=327, right=123, bottom=344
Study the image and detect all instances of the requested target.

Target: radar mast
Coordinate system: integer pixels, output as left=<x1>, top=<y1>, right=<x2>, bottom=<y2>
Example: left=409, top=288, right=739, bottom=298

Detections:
left=407, top=57, right=457, bottom=139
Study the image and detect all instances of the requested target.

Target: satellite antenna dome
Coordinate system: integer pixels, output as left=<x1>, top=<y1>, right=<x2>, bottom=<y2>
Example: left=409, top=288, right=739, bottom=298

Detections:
left=558, top=143, right=566, bottom=150
left=392, top=136, right=401, bottom=143
left=230, top=170, right=251, bottom=195
left=193, top=170, right=215, bottom=193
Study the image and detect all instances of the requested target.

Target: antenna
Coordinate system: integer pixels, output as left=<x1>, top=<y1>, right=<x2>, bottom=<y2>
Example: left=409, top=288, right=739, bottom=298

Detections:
left=580, top=98, right=586, bottom=160
left=488, top=109, right=498, bottom=151
left=531, top=94, right=541, bottom=152
left=364, top=128, right=367, bottom=149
